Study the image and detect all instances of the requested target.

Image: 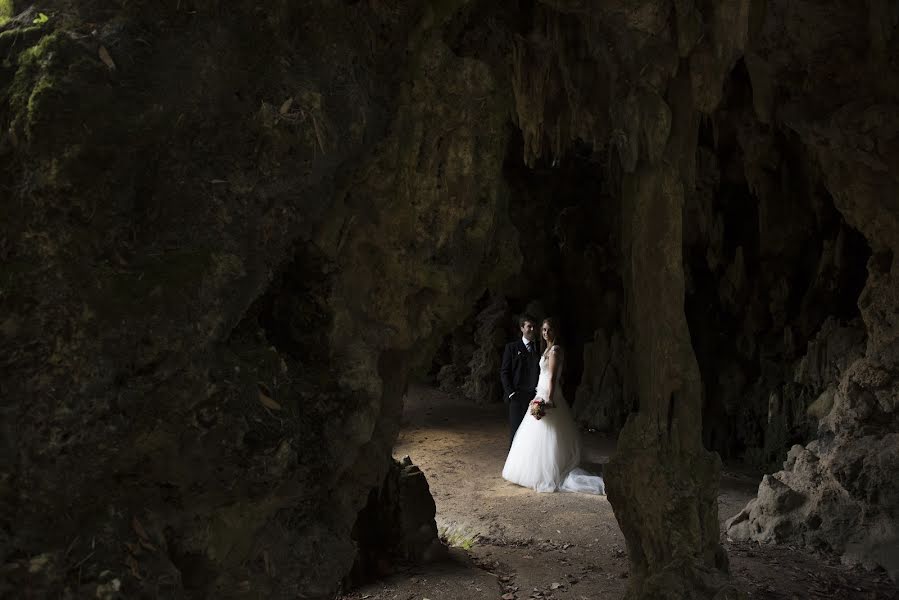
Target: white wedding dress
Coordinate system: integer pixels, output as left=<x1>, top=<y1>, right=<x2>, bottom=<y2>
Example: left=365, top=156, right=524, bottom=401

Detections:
left=502, top=346, right=605, bottom=494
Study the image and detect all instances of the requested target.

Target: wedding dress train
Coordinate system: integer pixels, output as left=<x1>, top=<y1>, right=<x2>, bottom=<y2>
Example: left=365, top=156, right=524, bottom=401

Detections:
left=502, top=346, right=605, bottom=495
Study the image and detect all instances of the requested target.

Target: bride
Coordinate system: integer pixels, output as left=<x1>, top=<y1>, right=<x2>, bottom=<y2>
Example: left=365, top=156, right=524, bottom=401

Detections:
left=502, top=317, right=605, bottom=495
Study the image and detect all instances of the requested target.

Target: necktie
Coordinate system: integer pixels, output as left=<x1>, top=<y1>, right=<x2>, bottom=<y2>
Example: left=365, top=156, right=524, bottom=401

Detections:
left=526, top=341, right=534, bottom=354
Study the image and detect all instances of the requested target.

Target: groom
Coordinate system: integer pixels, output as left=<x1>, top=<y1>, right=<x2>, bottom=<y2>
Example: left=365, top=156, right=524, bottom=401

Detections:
left=500, top=314, right=540, bottom=446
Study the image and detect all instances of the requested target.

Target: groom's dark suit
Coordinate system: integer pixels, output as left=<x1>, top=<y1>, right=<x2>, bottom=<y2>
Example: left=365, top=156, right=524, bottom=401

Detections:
left=500, top=338, right=540, bottom=446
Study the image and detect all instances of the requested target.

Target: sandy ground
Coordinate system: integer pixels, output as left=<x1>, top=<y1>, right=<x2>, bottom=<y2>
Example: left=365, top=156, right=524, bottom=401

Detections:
left=340, top=385, right=897, bottom=600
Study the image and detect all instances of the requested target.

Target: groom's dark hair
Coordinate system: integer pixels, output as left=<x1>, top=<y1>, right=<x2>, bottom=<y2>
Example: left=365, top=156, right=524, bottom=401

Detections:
left=518, top=314, right=537, bottom=328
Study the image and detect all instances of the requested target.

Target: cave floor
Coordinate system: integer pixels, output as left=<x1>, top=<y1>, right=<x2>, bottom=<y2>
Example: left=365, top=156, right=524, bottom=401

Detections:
left=340, top=385, right=897, bottom=600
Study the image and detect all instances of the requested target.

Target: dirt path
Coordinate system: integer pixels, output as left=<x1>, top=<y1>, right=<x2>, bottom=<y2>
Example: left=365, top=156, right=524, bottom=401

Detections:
left=341, top=385, right=897, bottom=600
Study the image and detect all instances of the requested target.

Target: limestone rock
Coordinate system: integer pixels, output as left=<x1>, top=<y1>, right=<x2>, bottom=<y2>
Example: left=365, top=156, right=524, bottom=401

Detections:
left=0, top=4, right=517, bottom=597
left=574, top=329, right=626, bottom=431
left=436, top=364, right=462, bottom=394
left=350, top=455, right=444, bottom=582
left=461, top=295, right=510, bottom=403
left=794, top=317, right=866, bottom=393
left=725, top=0, right=899, bottom=580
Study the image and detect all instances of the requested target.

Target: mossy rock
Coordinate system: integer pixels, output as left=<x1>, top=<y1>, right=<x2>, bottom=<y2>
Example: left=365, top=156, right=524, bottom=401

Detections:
left=2, top=27, right=126, bottom=175
left=0, top=1, right=13, bottom=25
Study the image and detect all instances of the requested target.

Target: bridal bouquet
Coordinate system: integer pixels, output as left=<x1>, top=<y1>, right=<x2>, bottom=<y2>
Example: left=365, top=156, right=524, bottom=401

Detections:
left=530, top=398, right=547, bottom=420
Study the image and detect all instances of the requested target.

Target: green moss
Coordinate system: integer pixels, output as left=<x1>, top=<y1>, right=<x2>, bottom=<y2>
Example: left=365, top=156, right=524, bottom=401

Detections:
left=6, top=31, right=64, bottom=133
left=438, top=524, right=478, bottom=550
left=4, top=29, right=112, bottom=158
left=0, top=0, right=12, bottom=25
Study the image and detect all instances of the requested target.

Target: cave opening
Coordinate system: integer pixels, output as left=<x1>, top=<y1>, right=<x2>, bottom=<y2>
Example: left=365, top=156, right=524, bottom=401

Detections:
left=349, top=124, right=630, bottom=592
left=428, top=127, right=621, bottom=412
left=4, top=1, right=898, bottom=599
left=683, top=59, right=874, bottom=473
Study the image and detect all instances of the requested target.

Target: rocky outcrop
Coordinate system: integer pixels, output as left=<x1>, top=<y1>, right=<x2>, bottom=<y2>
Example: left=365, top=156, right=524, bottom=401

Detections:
left=682, top=57, right=873, bottom=469
left=460, top=295, right=511, bottom=403
left=573, top=329, right=626, bottom=431
left=725, top=0, right=899, bottom=581
left=350, top=455, right=445, bottom=583
left=432, top=295, right=510, bottom=403
left=0, top=2, right=518, bottom=598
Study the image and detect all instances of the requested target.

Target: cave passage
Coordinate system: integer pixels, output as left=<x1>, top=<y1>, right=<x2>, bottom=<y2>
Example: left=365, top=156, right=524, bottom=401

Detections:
left=3, top=1, right=897, bottom=599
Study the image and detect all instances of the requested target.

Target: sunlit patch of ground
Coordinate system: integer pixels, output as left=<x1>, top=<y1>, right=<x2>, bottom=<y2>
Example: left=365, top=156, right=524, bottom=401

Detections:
left=339, top=385, right=897, bottom=600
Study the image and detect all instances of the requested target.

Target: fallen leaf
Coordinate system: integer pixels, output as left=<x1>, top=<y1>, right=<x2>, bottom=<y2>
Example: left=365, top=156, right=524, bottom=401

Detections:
left=98, top=45, right=116, bottom=70
left=257, top=383, right=281, bottom=410
left=125, top=554, right=142, bottom=579
left=139, top=538, right=156, bottom=552
left=502, top=594, right=515, bottom=600
left=131, top=516, right=149, bottom=541
left=551, top=582, right=563, bottom=589
left=279, top=97, right=294, bottom=114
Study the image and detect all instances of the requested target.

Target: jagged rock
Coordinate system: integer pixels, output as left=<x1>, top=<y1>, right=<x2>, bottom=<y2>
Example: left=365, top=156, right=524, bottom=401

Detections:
left=574, top=329, right=625, bottom=431
left=350, top=455, right=445, bottom=582
left=461, top=295, right=510, bottom=403
left=794, top=317, right=866, bottom=392
left=436, top=364, right=462, bottom=394
left=725, top=1, right=899, bottom=581
left=0, top=4, right=517, bottom=598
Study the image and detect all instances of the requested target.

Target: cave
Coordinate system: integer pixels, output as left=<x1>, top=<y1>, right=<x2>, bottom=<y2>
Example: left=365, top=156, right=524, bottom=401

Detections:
left=1, top=1, right=897, bottom=599
left=431, top=130, right=620, bottom=410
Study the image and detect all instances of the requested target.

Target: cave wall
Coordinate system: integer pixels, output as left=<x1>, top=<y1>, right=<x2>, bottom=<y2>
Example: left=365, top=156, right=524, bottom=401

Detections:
left=0, top=1, right=518, bottom=597
left=685, top=60, right=872, bottom=469
left=723, top=0, right=899, bottom=581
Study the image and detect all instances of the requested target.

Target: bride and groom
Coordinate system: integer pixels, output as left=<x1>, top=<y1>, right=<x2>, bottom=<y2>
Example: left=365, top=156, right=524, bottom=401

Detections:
left=500, top=315, right=604, bottom=495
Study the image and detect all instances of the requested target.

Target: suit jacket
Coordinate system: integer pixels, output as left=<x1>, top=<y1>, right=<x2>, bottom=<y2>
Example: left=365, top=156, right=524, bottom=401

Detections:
left=500, top=339, right=540, bottom=403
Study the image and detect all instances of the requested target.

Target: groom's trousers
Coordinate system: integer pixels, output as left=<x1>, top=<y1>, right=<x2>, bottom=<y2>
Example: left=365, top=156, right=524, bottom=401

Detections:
left=508, top=392, right=532, bottom=447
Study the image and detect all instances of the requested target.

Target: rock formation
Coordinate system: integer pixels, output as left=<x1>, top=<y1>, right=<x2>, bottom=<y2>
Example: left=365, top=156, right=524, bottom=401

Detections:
left=573, top=329, right=626, bottom=432
left=1, top=2, right=518, bottom=597
left=720, top=0, right=899, bottom=582
left=350, top=455, right=444, bottom=583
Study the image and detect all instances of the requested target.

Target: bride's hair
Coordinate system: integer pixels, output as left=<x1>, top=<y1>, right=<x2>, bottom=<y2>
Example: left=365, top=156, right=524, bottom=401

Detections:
left=540, top=317, right=562, bottom=354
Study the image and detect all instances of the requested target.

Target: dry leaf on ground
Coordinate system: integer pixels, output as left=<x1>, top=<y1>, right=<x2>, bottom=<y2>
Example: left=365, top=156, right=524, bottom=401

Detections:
left=98, top=46, right=116, bottom=70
